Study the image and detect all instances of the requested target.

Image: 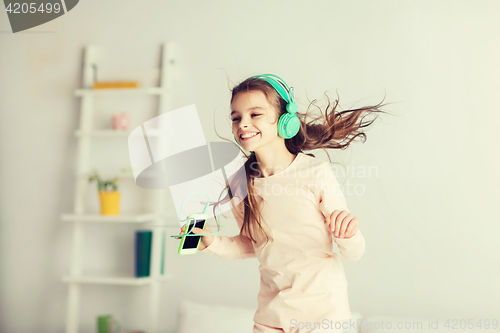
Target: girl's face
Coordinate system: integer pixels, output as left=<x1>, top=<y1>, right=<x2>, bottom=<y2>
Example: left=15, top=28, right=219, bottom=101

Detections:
left=231, top=90, right=280, bottom=154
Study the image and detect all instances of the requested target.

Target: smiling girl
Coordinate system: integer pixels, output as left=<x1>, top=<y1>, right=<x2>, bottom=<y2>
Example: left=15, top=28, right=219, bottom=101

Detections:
left=176, top=74, right=391, bottom=333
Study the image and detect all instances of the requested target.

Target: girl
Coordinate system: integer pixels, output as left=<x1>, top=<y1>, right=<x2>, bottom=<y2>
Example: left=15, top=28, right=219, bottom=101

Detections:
left=176, top=74, right=391, bottom=333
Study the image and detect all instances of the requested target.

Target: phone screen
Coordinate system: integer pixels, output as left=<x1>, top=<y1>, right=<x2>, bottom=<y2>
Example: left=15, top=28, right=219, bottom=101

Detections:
left=182, top=219, right=206, bottom=249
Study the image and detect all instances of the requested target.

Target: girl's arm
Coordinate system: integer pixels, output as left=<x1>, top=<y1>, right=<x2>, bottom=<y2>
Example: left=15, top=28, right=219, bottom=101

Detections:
left=200, top=197, right=257, bottom=260
left=316, top=161, right=366, bottom=261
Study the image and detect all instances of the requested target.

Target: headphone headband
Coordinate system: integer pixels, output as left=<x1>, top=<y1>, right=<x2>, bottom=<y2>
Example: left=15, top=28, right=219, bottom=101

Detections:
left=250, top=74, right=295, bottom=106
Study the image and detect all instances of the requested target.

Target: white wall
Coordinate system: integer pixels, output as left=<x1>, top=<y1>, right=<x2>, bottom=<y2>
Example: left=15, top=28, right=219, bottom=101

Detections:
left=1, top=0, right=499, bottom=332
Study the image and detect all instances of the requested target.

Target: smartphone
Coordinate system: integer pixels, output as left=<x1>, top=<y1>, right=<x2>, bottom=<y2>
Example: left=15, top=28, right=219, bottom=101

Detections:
left=178, top=213, right=208, bottom=255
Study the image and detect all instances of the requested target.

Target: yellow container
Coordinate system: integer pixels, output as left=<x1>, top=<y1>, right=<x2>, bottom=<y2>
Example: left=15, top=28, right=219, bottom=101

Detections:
left=99, top=191, right=121, bottom=215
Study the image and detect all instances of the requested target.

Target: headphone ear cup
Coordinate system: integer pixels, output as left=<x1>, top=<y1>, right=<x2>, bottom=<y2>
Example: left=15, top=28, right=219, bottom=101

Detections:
left=278, top=113, right=300, bottom=139
left=286, top=101, right=298, bottom=114
left=277, top=113, right=286, bottom=138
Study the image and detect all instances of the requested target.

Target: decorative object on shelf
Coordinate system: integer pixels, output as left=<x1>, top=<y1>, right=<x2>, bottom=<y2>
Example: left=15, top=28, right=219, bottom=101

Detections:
left=135, top=230, right=166, bottom=277
left=88, top=169, right=121, bottom=215
left=112, top=112, right=131, bottom=130
left=91, top=63, right=139, bottom=89
left=97, top=314, right=120, bottom=333
left=93, top=81, right=139, bottom=89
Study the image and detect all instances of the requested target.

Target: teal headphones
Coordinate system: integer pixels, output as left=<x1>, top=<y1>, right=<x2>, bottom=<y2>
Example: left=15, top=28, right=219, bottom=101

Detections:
left=232, top=74, right=301, bottom=154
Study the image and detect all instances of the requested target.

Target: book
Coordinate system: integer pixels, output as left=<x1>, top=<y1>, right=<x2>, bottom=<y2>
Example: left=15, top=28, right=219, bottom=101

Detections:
left=135, top=231, right=151, bottom=277
left=160, top=230, right=165, bottom=275
left=134, top=230, right=166, bottom=277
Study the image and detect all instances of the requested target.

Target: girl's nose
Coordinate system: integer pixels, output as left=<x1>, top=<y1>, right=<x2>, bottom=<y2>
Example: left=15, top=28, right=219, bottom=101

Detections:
left=239, top=119, right=250, bottom=128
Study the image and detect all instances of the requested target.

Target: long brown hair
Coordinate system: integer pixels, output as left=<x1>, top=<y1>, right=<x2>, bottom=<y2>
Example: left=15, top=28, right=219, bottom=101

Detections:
left=210, top=76, right=394, bottom=250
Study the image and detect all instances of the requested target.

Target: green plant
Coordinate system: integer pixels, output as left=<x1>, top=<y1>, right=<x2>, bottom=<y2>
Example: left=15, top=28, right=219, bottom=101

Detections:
left=88, top=169, right=120, bottom=192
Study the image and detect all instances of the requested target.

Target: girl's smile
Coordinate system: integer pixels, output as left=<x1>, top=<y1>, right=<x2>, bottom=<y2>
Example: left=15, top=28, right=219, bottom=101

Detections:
left=240, top=131, right=260, bottom=141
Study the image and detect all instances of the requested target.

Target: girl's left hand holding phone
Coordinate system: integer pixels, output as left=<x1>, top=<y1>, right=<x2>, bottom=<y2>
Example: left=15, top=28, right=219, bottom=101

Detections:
left=324, top=210, right=359, bottom=239
left=174, top=224, right=214, bottom=251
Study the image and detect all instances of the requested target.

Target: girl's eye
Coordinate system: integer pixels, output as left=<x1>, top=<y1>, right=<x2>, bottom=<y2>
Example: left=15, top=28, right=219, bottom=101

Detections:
left=231, top=114, right=261, bottom=122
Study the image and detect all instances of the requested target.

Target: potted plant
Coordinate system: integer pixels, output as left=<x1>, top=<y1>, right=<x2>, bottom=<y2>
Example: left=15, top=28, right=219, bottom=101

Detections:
left=88, top=169, right=121, bottom=215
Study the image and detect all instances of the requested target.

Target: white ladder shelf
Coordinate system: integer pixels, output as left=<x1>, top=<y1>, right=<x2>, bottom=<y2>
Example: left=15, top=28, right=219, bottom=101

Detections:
left=63, top=42, right=176, bottom=333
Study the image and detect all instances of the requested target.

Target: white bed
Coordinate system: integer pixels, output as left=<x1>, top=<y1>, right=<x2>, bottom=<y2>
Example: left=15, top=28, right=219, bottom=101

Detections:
left=173, top=299, right=361, bottom=333
left=172, top=300, right=489, bottom=333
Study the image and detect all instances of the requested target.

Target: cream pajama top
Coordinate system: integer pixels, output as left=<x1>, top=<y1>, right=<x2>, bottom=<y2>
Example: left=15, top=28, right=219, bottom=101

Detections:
left=201, top=152, right=366, bottom=329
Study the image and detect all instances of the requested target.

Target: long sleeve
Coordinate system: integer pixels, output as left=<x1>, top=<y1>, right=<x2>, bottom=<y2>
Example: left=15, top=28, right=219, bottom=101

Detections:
left=316, top=161, right=366, bottom=261
left=200, top=197, right=257, bottom=260
left=333, top=229, right=365, bottom=261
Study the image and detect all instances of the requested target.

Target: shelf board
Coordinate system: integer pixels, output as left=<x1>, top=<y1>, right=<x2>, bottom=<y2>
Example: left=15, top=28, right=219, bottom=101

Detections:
left=74, top=129, right=162, bottom=138
left=61, top=213, right=161, bottom=223
left=75, top=171, right=161, bottom=180
left=76, top=171, right=135, bottom=179
left=62, top=273, right=173, bottom=286
left=61, top=213, right=181, bottom=227
left=74, top=87, right=165, bottom=96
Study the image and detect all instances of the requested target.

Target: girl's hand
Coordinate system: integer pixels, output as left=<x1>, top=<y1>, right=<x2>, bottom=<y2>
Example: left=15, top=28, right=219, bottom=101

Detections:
left=174, top=224, right=215, bottom=251
left=324, top=210, right=359, bottom=239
